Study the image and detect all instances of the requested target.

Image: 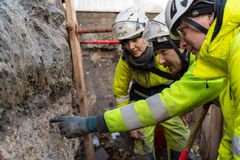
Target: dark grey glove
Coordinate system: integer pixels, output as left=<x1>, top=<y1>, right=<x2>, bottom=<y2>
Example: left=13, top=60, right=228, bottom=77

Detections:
left=50, top=116, right=97, bottom=139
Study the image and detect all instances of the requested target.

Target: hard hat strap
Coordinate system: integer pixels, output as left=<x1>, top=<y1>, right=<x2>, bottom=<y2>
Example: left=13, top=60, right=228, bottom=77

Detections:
left=182, top=16, right=208, bottom=35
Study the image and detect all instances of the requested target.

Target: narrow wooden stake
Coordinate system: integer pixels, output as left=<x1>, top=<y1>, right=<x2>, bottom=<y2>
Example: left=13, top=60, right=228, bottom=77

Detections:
left=65, top=0, right=95, bottom=159
left=179, top=103, right=211, bottom=160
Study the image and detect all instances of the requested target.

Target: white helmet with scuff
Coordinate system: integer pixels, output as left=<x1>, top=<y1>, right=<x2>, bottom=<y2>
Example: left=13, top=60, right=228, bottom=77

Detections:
left=112, top=5, right=149, bottom=40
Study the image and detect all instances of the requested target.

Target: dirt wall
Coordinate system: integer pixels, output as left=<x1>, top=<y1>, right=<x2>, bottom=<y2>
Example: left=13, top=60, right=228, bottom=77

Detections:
left=0, top=0, right=78, bottom=159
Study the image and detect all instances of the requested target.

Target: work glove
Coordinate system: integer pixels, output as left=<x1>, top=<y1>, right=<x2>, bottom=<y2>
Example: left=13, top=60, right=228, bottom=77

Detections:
left=49, top=116, right=97, bottom=139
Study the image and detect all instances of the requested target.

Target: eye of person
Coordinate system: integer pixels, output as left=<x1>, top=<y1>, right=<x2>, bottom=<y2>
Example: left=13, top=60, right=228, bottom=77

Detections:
left=120, top=40, right=129, bottom=45
left=131, top=37, right=139, bottom=42
left=160, top=49, right=167, bottom=55
left=177, top=25, right=188, bottom=37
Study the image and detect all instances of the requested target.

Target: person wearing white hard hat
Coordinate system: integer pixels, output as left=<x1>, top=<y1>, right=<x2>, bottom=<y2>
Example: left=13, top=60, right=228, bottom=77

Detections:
left=143, top=12, right=197, bottom=160
left=143, top=12, right=193, bottom=77
left=111, top=6, right=190, bottom=160
left=164, top=0, right=240, bottom=159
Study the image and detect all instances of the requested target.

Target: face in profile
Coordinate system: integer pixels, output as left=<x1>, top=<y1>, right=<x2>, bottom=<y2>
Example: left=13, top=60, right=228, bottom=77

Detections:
left=157, top=48, right=183, bottom=75
left=122, top=37, right=148, bottom=58
left=178, top=15, right=212, bottom=55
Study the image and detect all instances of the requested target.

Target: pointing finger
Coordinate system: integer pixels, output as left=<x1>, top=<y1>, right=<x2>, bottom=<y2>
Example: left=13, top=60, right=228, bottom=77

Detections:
left=49, top=116, right=65, bottom=123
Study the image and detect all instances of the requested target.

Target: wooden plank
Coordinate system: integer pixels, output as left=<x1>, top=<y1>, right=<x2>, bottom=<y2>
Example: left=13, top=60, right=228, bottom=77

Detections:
left=65, top=0, right=95, bottom=159
left=200, top=104, right=223, bottom=160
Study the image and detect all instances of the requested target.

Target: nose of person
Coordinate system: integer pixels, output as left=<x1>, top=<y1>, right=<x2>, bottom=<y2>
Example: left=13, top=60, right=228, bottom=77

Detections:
left=128, top=41, right=135, bottom=50
left=180, top=37, right=188, bottom=49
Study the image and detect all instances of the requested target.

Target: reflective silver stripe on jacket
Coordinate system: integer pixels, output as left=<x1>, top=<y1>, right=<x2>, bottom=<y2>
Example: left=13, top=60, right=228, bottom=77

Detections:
left=166, top=80, right=174, bottom=85
left=120, top=103, right=142, bottom=130
left=116, top=95, right=130, bottom=104
left=232, top=135, right=240, bottom=156
left=146, top=94, right=169, bottom=122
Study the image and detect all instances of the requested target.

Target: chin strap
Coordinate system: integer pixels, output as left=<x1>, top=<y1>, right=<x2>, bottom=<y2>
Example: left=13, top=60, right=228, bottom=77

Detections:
left=179, top=49, right=190, bottom=77
left=182, top=0, right=226, bottom=41
left=182, top=16, right=208, bottom=34
left=153, top=36, right=190, bottom=77
left=165, top=36, right=190, bottom=76
left=166, top=36, right=188, bottom=66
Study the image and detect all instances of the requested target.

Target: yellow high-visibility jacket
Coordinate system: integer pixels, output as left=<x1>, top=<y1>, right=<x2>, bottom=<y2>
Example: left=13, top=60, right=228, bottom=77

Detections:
left=112, top=53, right=195, bottom=154
left=113, top=54, right=173, bottom=107
left=105, top=62, right=225, bottom=130
left=104, top=0, right=240, bottom=159
left=193, top=0, right=240, bottom=158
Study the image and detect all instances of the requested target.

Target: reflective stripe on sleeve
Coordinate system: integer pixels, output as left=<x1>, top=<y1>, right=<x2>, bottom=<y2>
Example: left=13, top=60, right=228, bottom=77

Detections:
left=116, top=95, right=130, bottom=104
left=146, top=94, right=169, bottom=122
left=232, top=135, right=240, bottom=156
left=120, top=103, right=142, bottom=130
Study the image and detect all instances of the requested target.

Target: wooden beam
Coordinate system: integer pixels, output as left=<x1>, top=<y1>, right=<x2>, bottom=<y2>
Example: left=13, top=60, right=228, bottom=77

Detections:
left=65, top=0, right=95, bottom=159
left=200, top=104, right=223, bottom=160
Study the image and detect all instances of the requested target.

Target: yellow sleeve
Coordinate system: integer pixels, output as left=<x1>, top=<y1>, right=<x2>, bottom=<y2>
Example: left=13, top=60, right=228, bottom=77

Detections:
left=229, top=36, right=240, bottom=158
left=104, top=62, right=226, bottom=132
left=113, top=57, right=131, bottom=107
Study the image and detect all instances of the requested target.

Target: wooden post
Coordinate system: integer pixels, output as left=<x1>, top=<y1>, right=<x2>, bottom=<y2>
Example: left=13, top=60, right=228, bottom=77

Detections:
left=200, top=104, right=223, bottom=160
left=65, top=0, right=95, bottom=159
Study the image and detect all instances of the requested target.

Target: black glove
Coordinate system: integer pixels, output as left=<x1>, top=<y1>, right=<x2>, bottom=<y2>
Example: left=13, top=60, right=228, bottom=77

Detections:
left=50, top=116, right=97, bottom=139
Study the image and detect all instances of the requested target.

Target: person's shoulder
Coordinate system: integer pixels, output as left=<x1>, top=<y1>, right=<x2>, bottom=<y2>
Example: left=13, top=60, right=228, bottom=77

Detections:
left=116, top=56, right=131, bottom=70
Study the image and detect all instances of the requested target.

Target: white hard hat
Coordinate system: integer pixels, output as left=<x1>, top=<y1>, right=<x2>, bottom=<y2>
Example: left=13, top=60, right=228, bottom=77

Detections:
left=112, top=6, right=149, bottom=40
left=143, top=11, right=170, bottom=44
left=165, top=0, right=214, bottom=37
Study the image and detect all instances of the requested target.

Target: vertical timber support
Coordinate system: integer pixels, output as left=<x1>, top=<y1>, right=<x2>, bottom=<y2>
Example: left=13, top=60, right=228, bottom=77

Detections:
left=200, top=104, right=223, bottom=160
left=65, top=0, right=95, bottom=159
